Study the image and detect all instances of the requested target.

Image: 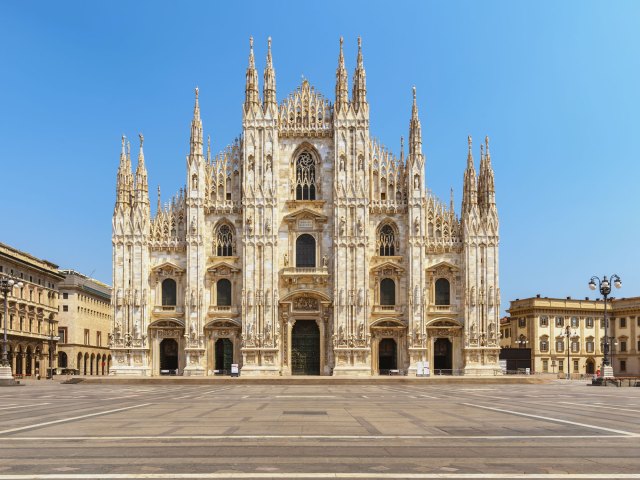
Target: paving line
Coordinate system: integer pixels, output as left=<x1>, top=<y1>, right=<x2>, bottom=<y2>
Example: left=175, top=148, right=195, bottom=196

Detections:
left=462, top=402, right=639, bottom=436
left=0, top=474, right=640, bottom=479
left=560, top=401, right=640, bottom=414
left=275, top=395, right=337, bottom=398
left=0, top=403, right=152, bottom=436
left=0, top=433, right=631, bottom=441
left=0, top=404, right=43, bottom=411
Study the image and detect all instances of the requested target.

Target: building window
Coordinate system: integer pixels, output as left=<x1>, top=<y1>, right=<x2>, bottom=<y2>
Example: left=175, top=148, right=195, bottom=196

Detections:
left=556, top=340, right=564, bottom=352
left=571, top=317, right=579, bottom=328
left=573, top=360, right=579, bottom=372
left=540, top=316, right=548, bottom=327
left=586, top=340, right=594, bottom=353
left=378, top=224, right=396, bottom=256
left=295, top=234, right=316, bottom=268
left=214, top=224, right=234, bottom=257
left=84, top=329, right=90, bottom=346
left=620, top=341, right=627, bottom=352
left=558, top=360, right=564, bottom=372
left=380, top=278, right=396, bottom=306
left=620, top=360, right=627, bottom=372
left=58, top=327, right=67, bottom=344
left=571, top=341, right=579, bottom=353
left=518, top=318, right=526, bottom=328
left=586, top=317, right=594, bottom=328
left=63, top=293, right=68, bottom=299
left=542, top=359, right=549, bottom=372
left=435, top=278, right=450, bottom=306
left=637, top=339, right=640, bottom=351
left=539, top=339, right=549, bottom=352
left=555, top=317, right=564, bottom=328
left=161, top=279, right=177, bottom=306
left=620, top=317, right=627, bottom=328
left=96, top=331, right=102, bottom=347
left=295, top=151, right=316, bottom=200
left=62, top=305, right=68, bottom=312
left=216, top=279, right=232, bottom=306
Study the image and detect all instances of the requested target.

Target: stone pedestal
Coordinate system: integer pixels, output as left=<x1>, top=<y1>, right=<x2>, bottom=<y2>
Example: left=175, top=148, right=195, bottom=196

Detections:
left=0, top=365, right=19, bottom=386
left=602, top=365, right=614, bottom=378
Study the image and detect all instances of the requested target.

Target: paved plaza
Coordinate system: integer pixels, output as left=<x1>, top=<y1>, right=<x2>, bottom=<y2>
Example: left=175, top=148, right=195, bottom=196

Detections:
left=0, top=380, right=639, bottom=479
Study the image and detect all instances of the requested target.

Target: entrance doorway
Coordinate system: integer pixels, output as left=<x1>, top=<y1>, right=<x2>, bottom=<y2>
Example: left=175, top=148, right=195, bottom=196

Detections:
left=291, top=320, right=320, bottom=375
left=215, top=338, right=233, bottom=374
left=586, top=358, right=595, bottom=375
left=160, top=338, right=179, bottom=374
left=378, top=338, right=397, bottom=374
left=433, top=338, right=452, bottom=374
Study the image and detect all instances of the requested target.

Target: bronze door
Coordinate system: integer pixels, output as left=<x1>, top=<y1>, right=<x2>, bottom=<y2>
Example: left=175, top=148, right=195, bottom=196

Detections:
left=291, top=320, right=320, bottom=375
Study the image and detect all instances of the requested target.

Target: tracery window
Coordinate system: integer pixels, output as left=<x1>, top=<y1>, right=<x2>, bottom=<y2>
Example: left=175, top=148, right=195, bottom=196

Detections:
left=380, top=278, right=396, bottom=306
left=214, top=224, right=234, bottom=256
left=435, top=278, right=450, bottom=306
left=378, top=224, right=396, bottom=256
left=295, top=151, right=316, bottom=200
left=161, top=279, right=177, bottom=306
left=296, top=234, right=316, bottom=268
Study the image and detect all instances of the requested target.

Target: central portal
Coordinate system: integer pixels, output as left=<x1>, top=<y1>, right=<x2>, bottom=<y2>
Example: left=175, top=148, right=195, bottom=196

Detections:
left=215, top=338, right=233, bottom=373
left=159, top=338, right=179, bottom=374
left=433, top=337, right=452, bottom=374
left=291, top=320, right=320, bottom=375
left=378, top=338, right=397, bottom=374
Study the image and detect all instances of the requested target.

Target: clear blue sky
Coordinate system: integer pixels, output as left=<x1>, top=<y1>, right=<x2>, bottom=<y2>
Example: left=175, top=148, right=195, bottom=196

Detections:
left=1, top=1, right=638, bottom=313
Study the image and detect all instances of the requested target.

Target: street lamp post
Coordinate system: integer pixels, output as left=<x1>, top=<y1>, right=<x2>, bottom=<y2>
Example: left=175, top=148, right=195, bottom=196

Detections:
left=563, top=325, right=577, bottom=380
left=47, top=317, right=59, bottom=379
left=589, top=274, right=622, bottom=379
left=1, top=275, right=24, bottom=383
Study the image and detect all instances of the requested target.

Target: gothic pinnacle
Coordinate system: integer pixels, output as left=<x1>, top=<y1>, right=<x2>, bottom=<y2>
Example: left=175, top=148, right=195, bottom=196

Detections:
left=335, top=36, right=348, bottom=112
left=263, top=36, right=277, bottom=110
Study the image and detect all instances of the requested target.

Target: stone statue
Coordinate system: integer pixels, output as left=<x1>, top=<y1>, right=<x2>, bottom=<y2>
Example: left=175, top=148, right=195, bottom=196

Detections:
left=357, top=216, right=364, bottom=235
left=265, top=218, right=271, bottom=234
left=339, top=216, right=346, bottom=235
left=283, top=253, right=289, bottom=266
left=322, top=254, right=328, bottom=267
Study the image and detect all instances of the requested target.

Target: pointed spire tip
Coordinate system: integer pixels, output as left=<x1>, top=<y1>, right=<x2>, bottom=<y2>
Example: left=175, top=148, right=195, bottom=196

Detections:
left=139, top=133, right=144, bottom=147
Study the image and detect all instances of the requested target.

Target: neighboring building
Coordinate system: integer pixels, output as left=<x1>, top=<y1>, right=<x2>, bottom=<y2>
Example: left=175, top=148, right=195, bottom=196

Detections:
left=110, top=37, right=501, bottom=376
left=506, top=295, right=640, bottom=376
left=0, top=242, right=64, bottom=377
left=57, top=270, right=112, bottom=375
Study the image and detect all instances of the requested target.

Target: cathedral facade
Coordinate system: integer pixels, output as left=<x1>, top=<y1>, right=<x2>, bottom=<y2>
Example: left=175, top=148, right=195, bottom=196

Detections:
left=110, top=37, right=501, bottom=376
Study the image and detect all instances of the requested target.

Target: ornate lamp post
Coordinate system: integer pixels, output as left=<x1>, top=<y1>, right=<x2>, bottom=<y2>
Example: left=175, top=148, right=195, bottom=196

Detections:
left=47, top=317, right=60, bottom=379
left=1, top=275, right=24, bottom=383
left=589, top=274, right=621, bottom=379
left=563, top=325, right=577, bottom=380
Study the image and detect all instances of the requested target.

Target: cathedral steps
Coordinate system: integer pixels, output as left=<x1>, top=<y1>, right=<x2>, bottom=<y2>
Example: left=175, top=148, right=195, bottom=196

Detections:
left=69, top=375, right=548, bottom=385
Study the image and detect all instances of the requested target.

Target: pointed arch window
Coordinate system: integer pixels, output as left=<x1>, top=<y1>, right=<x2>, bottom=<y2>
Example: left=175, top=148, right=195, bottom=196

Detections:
left=378, top=224, right=396, bottom=256
left=214, top=224, right=234, bottom=256
left=295, top=151, right=316, bottom=200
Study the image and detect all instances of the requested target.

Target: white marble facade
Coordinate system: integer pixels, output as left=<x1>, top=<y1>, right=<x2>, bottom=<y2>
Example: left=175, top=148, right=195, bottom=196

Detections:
left=110, top=37, right=501, bottom=376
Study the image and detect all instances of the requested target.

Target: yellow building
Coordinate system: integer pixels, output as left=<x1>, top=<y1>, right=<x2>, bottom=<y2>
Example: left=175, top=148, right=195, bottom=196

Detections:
left=506, top=295, right=640, bottom=376
left=0, top=242, right=63, bottom=378
left=57, top=270, right=112, bottom=375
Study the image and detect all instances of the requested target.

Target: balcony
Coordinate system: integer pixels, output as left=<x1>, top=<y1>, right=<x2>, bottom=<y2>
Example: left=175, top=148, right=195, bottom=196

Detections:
left=152, top=305, right=185, bottom=317
left=429, top=305, right=454, bottom=313
left=208, top=305, right=239, bottom=316
left=372, top=305, right=404, bottom=315
left=281, top=266, right=329, bottom=285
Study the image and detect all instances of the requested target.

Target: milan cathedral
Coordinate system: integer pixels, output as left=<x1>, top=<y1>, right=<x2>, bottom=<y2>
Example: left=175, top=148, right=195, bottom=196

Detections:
left=110, top=37, right=501, bottom=376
